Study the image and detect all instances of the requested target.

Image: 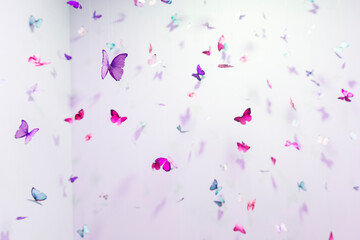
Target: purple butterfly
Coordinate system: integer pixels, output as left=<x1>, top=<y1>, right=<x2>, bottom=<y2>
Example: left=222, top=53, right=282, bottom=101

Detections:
left=16, top=216, right=28, bottom=220
left=101, top=49, right=128, bottom=81
left=202, top=22, right=215, bottom=29
left=15, top=120, right=39, bottom=144
left=69, top=175, right=78, bottom=183
left=166, top=20, right=178, bottom=32
left=153, top=71, right=163, bottom=80
left=93, top=11, right=102, bottom=20
left=67, top=1, right=82, bottom=9
left=64, top=53, right=72, bottom=60
left=309, top=3, right=319, bottom=14
left=192, top=64, right=205, bottom=80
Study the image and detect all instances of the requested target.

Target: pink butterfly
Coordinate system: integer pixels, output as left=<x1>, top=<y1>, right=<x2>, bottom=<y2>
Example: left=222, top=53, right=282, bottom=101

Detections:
left=110, top=109, right=127, bottom=125
left=218, top=35, right=226, bottom=51
left=188, top=92, right=195, bottom=97
left=247, top=199, right=256, bottom=211
left=237, top=141, right=250, bottom=153
left=152, top=157, right=171, bottom=172
left=64, top=109, right=84, bottom=123
left=218, top=64, right=233, bottom=68
left=290, top=98, right=296, bottom=110
left=271, top=157, right=276, bottom=165
left=149, top=43, right=153, bottom=54
left=202, top=46, right=211, bottom=56
left=338, top=89, right=353, bottom=102
left=28, top=54, right=50, bottom=67
left=148, top=54, right=158, bottom=66
left=234, top=108, right=252, bottom=125
left=240, top=55, right=247, bottom=63
left=329, top=232, right=334, bottom=240
left=267, top=80, right=272, bottom=89
left=233, top=224, right=246, bottom=234
left=285, top=140, right=300, bottom=150
left=85, top=133, right=93, bottom=141
left=134, top=0, right=144, bottom=7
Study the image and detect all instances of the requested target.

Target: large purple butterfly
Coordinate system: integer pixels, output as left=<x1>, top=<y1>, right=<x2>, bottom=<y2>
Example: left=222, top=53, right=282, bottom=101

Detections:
left=192, top=64, right=205, bottom=81
left=15, top=120, right=39, bottom=144
left=101, top=50, right=128, bottom=81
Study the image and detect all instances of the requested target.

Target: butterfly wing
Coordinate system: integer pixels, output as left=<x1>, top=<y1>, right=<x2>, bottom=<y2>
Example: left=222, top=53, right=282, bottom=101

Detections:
left=118, top=117, right=127, bottom=125
left=214, top=201, right=222, bottom=207
left=77, top=229, right=84, bottom=238
left=29, top=15, right=35, bottom=31
left=75, top=109, right=84, bottom=120
left=162, top=160, right=171, bottom=172
left=15, top=120, right=29, bottom=139
left=109, top=53, right=128, bottom=81
left=25, top=128, right=39, bottom=144
left=35, top=19, right=43, bottom=28
left=210, top=179, right=218, bottom=191
left=101, top=49, right=110, bottom=79
left=152, top=162, right=160, bottom=170
left=215, top=186, right=222, bottom=195
left=161, top=0, right=172, bottom=3
left=110, top=109, right=120, bottom=123
left=31, top=187, right=47, bottom=201
left=64, top=118, right=74, bottom=124
left=192, top=73, right=201, bottom=81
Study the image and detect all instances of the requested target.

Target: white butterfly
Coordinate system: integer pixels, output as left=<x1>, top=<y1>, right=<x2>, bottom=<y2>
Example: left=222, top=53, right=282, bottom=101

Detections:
left=317, top=135, right=329, bottom=145
left=276, top=223, right=287, bottom=233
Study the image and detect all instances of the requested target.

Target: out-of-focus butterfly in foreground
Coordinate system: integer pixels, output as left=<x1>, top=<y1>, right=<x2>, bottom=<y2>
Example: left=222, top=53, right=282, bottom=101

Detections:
left=338, top=89, right=353, bottom=102
left=202, top=22, right=215, bottom=29
left=218, top=64, right=233, bottom=68
left=209, top=179, right=222, bottom=195
left=329, top=232, right=334, bottom=240
left=15, top=120, right=39, bottom=144
left=309, top=3, right=319, bottom=14
left=233, top=224, right=246, bottom=234
left=152, top=157, right=171, bottom=172
left=101, top=50, right=128, bottom=81
left=237, top=141, right=250, bottom=153
left=29, top=15, right=43, bottom=32
left=297, top=181, right=307, bottom=191
left=26, top=83, right=39, bottom=101
left=276, top=223, right=287, bottom=233
left=234, top=108, right=252, bottom=125
left=192, top=64, right=205, bottom=80
left=110, top=109, right=127, bottom=125
left=93, top=11, right=102, bottom=20
left=16, top=216, right=28, bottom=220
left=64, top=109, right=84, bottom=123
left=67, top=1, right=82, bottom=9
left=28, top=54, right=50, bottom=67
left=285, top=140, right=299, bottom=150
left=77, top=225, right=89, bottom=238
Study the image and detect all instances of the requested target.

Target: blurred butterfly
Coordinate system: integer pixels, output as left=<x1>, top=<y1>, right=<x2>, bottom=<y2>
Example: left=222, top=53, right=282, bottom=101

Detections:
left=77, top=225, right=89, bottom=238
left=333, top=42, right=349, bottom=53
left=167, top=155, right=178, bottom=169
left=99, top=194, right=108, bottom=200
left=85, top=133, right=93, bottom=141
left=149, top=0, right=157, bottom=5
left=67, top=1, right=82, bottom=9
left=305, top=69, right=314, bottom=77
left=110, top=109, right=127, bottom=125
left=1, top=232, right=9, bottom=240
left=202, top=22, right=215, bottom=29
left=285, top=140, right=299, bottom=150
left=247, top=199, right=256, bottom=211
left=171, top=13, right=179, bottom=22
left=77, top=26, right=87, bottom=36
left=28, top=54, right=50, bottom=67
left=202, top=46, right=211, bottom=56
left=31, top=187, right=47, bottom=201
left=338, top=89, right=353, bottom=102
left=209, top=179, right=222, bottom=195
left=177, top=125, right=188, bottom=133
left=15, top=120, right=39, bottom=144
left=239, top=55, right=247, bottom=63
left=290, top=98, right=296, bottom=110
left=350, top=132, right=357, bottom=140
left=353, top=186, right=359, bottom=191
left=106, top=43, right=118, bottom=52
left=93, top=11, right=102, bottom=20
left=26, top=83, right=39, bottom=101
left=64, top=53, right=72, bottom=60
left=192, top=64, right=205, bottom=80
left=297, top=181, right=307, bottom=191
left=214, top=195, right=225, bottom=207
left=64, top=109, right=84, bottom=123
left=238, top=14, right=246, bottom=20
left=267, top=80, right=272, bottom=89
left=153, top=71, right=163, bottom=80
left=329, top=232, right=334, bottom=240
left=234, top=108, right=252, bottom=125
left=218, top=64, right=233, bottom=68
left=134, top=0, right=144, bottom=7
left=275, top=223, right=287, bottom=233
left=152, top=157, right=171, bottom=172
left=317, top=135, right=329, bottom=145
left=149, top=43, right=153, bottom=53
left=101, top=50, right=128, bottom=81
left=219, top=163, right=227, bottom=171
left=16, top=216, right=27, bottom=220
left=280, top=33, right=288, bottom=42
left=218, top=35, right=226, bottom=51
left=161, top=0, right=172, bottom=3
left=148, top=54, right=160, bottom=66
left=271, top=157, right=276, bottom=165
left=309, top=3, right=319, bottom=14
left=237, top=141, right=250, bottom=153
left=53, top=135, right=60, bottom=146
left=321, top=153, right=333, bottom=168
left=166, top=20, right=178, bottom=32
left=69, top=176, right=78, bottom=183
left=29, top=15, right=43, bottom=32
left=188, top=92, right=195, bottom=97
left=233, top=224, right=246, bottom=234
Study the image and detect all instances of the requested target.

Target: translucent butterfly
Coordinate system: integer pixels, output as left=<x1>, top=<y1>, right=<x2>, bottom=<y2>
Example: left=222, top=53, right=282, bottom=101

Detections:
left=275, top=223, right=287, bottom=233
left=29, top=15, right=43, bottom=32
left=77, top=225, right=89, bottom=238
left=333, top=42, right=349, bottom=53
left=317, top=135, right=329, bottom=145
left=106, top=43, right=118, bottom=53
left=15, top=120, right=39, bottom=144
left=101, top=50, right=128, bottom=81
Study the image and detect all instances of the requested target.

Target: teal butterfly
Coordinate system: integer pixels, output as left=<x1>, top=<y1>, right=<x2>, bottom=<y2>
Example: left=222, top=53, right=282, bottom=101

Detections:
left=214, top=195, right=225, bottom=207
left=297, top=181, right=307, bottom=191
left=106, top=43, right=118, bottom=53
left=29, top=15, right=43, bottom=32
left=77, top=225, right=89, bottom=238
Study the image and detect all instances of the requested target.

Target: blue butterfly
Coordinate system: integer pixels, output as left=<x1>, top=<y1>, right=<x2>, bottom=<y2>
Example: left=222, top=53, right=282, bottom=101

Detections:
left=31, top=187, right=47, bottom=201
left=161, top=0, right=172, bottom=4
left=176, top=125, right=188, bottom=133
left=297, top=181, right=307, bottom=191
left=214, top=195, right=225, bottom=207
left=209, top=179, right=222, bottom=195
left=29, top=15, right=43, bottom=32
left=106, top=43, right=118, bottom=52
left=77, top=225, right=89, bottom=238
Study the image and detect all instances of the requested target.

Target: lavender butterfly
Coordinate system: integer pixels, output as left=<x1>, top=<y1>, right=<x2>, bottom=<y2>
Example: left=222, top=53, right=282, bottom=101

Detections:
left=15, top=120, right=39, bottom=144
left=101, top=49, right=128, bottom=81
left=192, top=64, right=205, bottom=80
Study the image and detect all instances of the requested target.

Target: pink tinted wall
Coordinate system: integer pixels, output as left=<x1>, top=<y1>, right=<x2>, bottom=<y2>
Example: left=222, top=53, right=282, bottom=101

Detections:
left=70, top=0, right=360, bottom=239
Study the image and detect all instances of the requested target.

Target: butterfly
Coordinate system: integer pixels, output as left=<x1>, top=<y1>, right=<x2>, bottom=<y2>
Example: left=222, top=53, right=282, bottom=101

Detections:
left=305, top=69, right=314, bottom=77
left=69, top=176, right=78, bottom=183
left=67, top=1, right=82, bottom=9
left=317, top=135, right=329, bottom=145
left=321, top=153, right=333, bottom=168
left=177, top=125, right=188, bottom=133
left=148, top=54, right=160, bottom=66
left=16, top=216, right=27, bottom=220
left=234, top=108, right=252, bottom=125
left=334, top=42, right=349, bottom=53
left=285, top=140, right=299, bottom=150
left=166, top=20, right=179, bottom=32
left=338, top=89, right=353, bottom=102
left=93, top=11, right=102, bottom=20
left=64, top=53, right=72, bottom=60
left=31, top=187, right=47, bottom=201
left=218, top=35, right=226, bottom=51
left=106, top=43, right=118, bottom=53
left=202, top=46, right=211, bottom=56
left=237, top=141, right=250, bottom=153
left=218, top=64, right=233, bottom=68
left=188, top=92, right=195, bottom=97
left=28, top=54, right=50, bottom=67
left=233, top=224, right=246, bottom=234
left=202, top=22, right=215, bottom=29
left=85, top=133, right=93, bottom=141
left=275, top=223, right=288, bottom=233
left=110, top=109, right=127, bottom=125
left=153, top=71, right=163, bottom=80
left=161, top=0, right=172, bottom=3
left=101, top=50, right=128, bottom=81
left=239, top=55, right=247, bottom=63
left=192, top=64, right=205, bottom=81
left=214, top=195, right=225, bottom=207
left=353, top=186, right=359, bottom=191
left=297, top=181, right=307, bottom=191
left=26, top=83, right=39, bottom=101
left=290, top=98, right=296, bottom=110
left=15, top=120, right=39, bottom=144
left=1, top=232, right=9, bottom=240
left=134, top=0, right=144, bottom=7
left=77, top=225, right=89, bottom=238
left=99, top=194, right=109, bottom=200
left=152, top=157, right=171, bottom=172
left=329, top=232, right=334, bottom=240
left=267, top=80, right=272, bottom=89
left=247, top=199, right=256, bottom=211
left=29, top=15, right=43, bottom=32
left=271, top=156, right=276, bottom=165
left=64, top=109, right=84, bottom=123
left=309, top=3, right=319, bottom=14
left=209, top=179, right=222, bottom=195
left=280, top=33, right=288, bottom=42
left=77, top=26, right=87, bottom=36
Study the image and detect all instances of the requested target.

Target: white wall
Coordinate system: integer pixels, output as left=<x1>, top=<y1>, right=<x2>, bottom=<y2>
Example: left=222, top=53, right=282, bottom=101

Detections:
left=0, top=1, right=73, bottom=239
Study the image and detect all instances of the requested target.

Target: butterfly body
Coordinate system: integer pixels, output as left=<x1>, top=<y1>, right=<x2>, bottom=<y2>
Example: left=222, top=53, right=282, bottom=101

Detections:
left=101, top=50, right=128, bottom=81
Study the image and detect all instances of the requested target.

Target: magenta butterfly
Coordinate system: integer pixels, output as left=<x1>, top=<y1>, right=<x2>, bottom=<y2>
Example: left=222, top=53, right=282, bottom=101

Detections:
left=85, top=133, right=93, bottom=141
left=69, top=176, right=78, bottom=183
left=152, top=157, right=171, bottom=172
left=329, top=232, right=334, bottom=240
left=247, top=199, right=256, bottom=211
left=110, top=109, right=127, bottom=125
left=234, top=108, right=252, bottom=125
left=15, top=120, right=39, bottom=144
left=64, top=53, right=72, bottom=60
left=192, top=64, right=205, bottom=81
left=101, top=50, right=128, bottom=81
left=93, top=11, right=102, bottom=20
left=202, top=46, right=211, bottom=56
left=28, top=54, right=50, bottom=67
left=237, top=141, right=250, bottom=153
left=338, top=89, right=353, bottom=102
left=271, top=156, right=276, bottom=165
left=218, top=64, right=233, bottom=68
left=285, top=140, right=299, bottom=150
left=67, top=1, right=82, bottom=9
left=64, top=109, right=84, bottom=123
left=233, top=224, right=246, bottom=234
left=218, top=35, right=225, bottom=51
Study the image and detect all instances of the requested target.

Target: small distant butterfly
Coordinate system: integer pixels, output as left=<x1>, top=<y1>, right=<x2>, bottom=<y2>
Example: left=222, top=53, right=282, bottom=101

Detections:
left=285, top=140, right=299, bottom=150
left=85, top=133, right=93, bottom=141
left=290, top=98, right=296, bottom=110
left=161, top=0, right=172, bottom=3
left=64, top=53, right=72, bottom=60
left=177, top=125, right=188, bottom=133
left=234, top=108, right=252, bottom=125
left=338, top=89, right=353, bottom=102
left=188, top=92, right=195, bottom=97
left=31, top=187, right=47, bottom=201
left=267, top=80, right=272, bottom=89
left=69, top=176, right=78, bottom=183
left=353, top=186, right=359, bottom=191
left=317, top=135, right=329, bottom=145
left=237, top=141, right=250, bottom=153
left=309, top=3, right=319, bottom=14
left=77, top=225, right=89, bottom=238
left=93, top=11, right=102, bottom=20
left=209, top=179, right=222, bottom=195
left=64, top=109, right=84, bottom=123
left=26, top=83, right=39, bottom=101
left=233, top=224, right=246, bottom=234
left=148, top=54, right=160, bottom=66
left=329, top=232, right=334, bottom=240
left=218, top=35, right=226, bottom=51
left=297, top=181, right=307, bottom=191
left=214, top=195, right=225, bottom=207
left=166, top=20, right=179, bottom=32
left=271, top=157, right=276, bottom=165
left=247, top=199, right=256, bottom=211
left=239, top=55, right=247, bottom=63
left=219, top=163, right=227, bottom=171
left=28, top=54, right=50, bottom=67
left=15, top=120, right=39, bottom=144
left=152, top=157, right=171, bottom=172
left=202, top=22, right=215, bottom=29
left=110, top=109, right=127, bottom=125
left=101, top=50, right=128, bottom=81
left=276, top=223, right=288, bottom=233
left=77, top=26, right=87, bottom=36
left=333, top=41, right=349, bottom=53
left=106, top=43, right=118, bottom=53
left=29, top=15, right=43, bottom=32
left=305, top=69, right=314, bottom=77
left=134, top=0, right=144, bottom=7
left=67, top=1, right=82, bottom=9
left=202, top=46, right=211, bottom=56
left=218, top=64, right=233, bottom=68
left=192, top=64, right=205, bottom=80
left=16, top=216, right=28, bottom=220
